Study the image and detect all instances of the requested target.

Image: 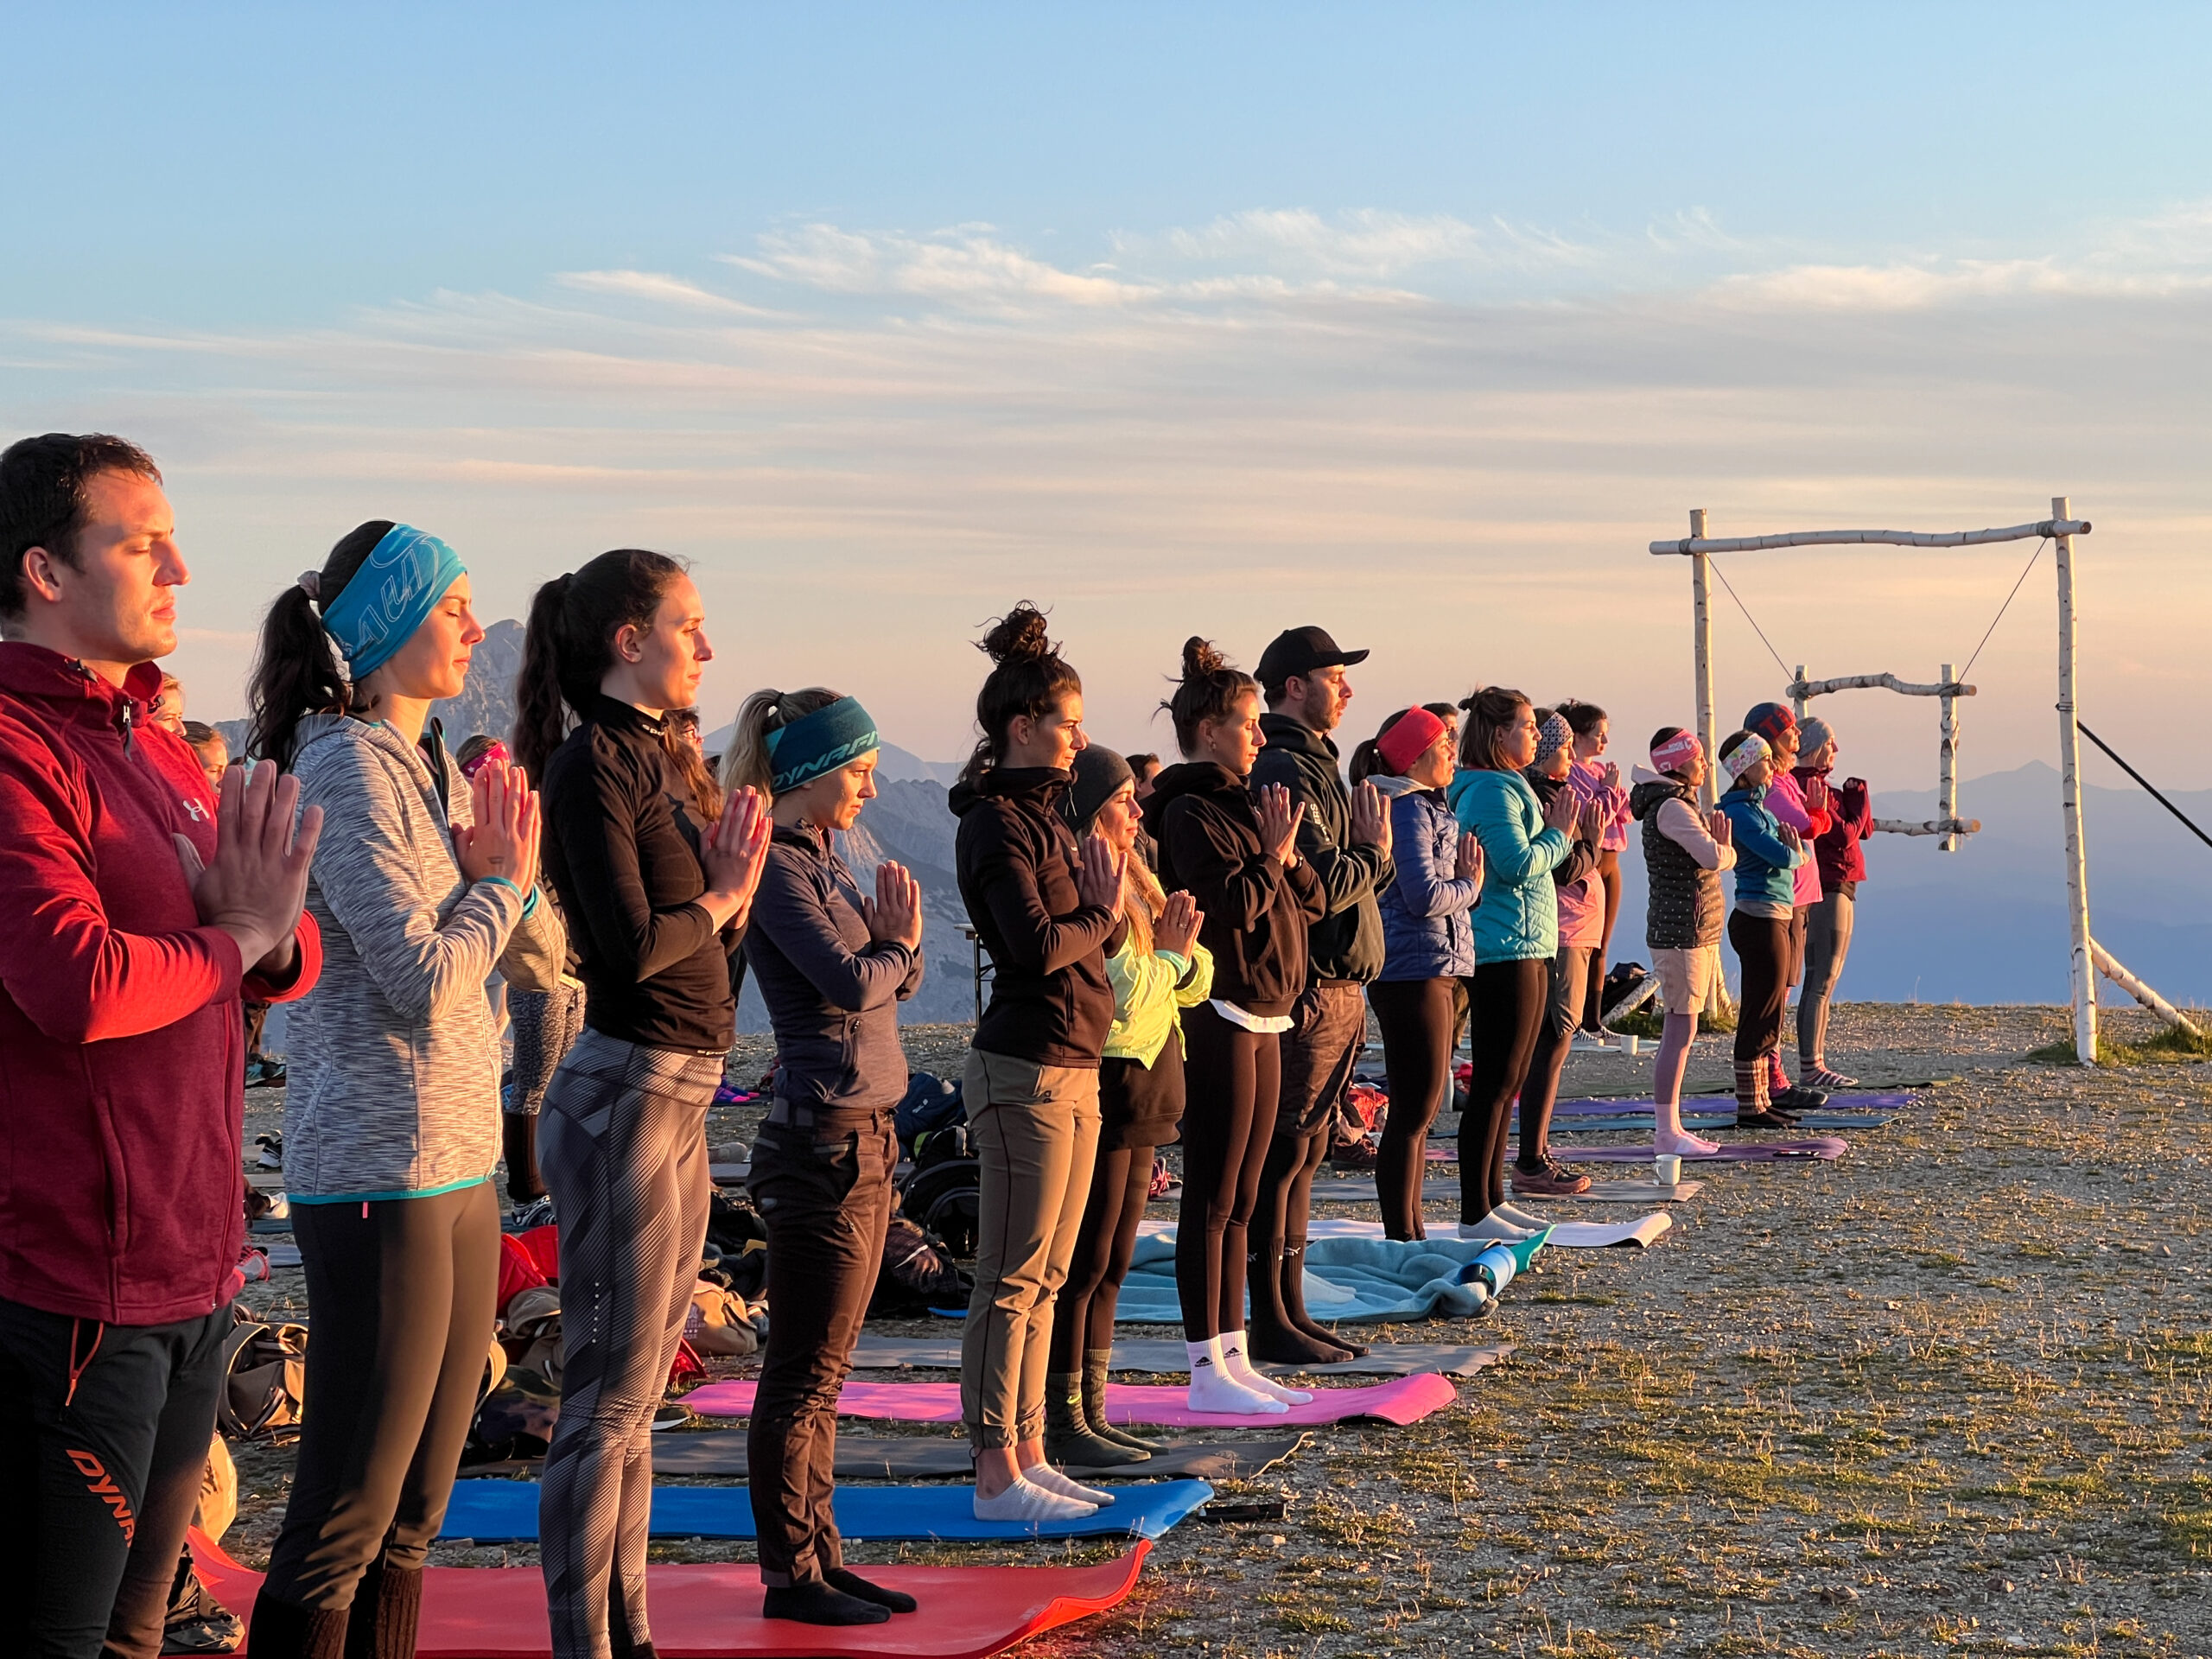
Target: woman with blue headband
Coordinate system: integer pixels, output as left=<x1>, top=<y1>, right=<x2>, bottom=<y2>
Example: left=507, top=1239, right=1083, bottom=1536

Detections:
left=243, top=521, right=568, bottom=1658
left=721, top=686, right=925, bottom=1627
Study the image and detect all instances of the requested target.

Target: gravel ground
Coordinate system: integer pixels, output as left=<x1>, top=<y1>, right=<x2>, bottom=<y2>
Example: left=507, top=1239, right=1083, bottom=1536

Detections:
left=227, top=1002, right=2212, bottom=1658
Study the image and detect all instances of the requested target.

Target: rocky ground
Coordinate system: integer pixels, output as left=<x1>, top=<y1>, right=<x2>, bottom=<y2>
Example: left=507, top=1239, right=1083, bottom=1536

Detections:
left=228, top=1002, right=2212, bottom=1658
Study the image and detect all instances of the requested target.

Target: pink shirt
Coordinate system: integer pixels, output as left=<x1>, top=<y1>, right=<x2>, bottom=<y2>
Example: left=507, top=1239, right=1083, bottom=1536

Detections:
left=1763, top=769, right=1826, bottom=907
left=1567, top=758, right=1632, bottom=854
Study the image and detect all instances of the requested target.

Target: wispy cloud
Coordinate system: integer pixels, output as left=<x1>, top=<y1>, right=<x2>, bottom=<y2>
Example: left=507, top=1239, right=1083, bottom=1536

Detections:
left=554, top=270, right=779, bottom=315
left=722, top=225, right=1158, bottom=310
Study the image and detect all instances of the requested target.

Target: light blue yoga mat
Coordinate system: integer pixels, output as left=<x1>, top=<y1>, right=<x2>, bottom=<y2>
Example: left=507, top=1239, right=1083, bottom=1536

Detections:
left=440, top=1478, right=1213, bottom=1543
left=1111, top=1232, right=1543, bottom=1325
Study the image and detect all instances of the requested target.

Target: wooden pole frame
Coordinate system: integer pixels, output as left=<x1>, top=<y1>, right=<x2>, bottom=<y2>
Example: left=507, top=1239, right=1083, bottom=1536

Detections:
left=1650, top=503, right=2122, bottom=1065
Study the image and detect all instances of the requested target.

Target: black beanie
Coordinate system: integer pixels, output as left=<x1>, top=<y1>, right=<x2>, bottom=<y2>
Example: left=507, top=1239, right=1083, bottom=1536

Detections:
left=1060, top=745, right=1134, bottom=831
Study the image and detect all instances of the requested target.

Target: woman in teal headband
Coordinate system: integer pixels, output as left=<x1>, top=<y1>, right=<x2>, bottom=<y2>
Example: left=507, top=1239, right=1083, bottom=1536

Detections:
left=722, top=687, right=926, bottom=1626
left=245, top=520, right=569, bottom=1656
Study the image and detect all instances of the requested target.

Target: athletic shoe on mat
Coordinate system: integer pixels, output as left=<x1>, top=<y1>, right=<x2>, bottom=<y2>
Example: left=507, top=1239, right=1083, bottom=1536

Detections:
left=1803, top=1066, right=1858, bottom=1090
left=1728, top=1109, right=1800, bottom=1131
left=1770, top=1085, right=1829, bottom=1111
left=652, top=1402, right=693, bottom=1432
left=1511, top=1160, right=1591, bottom=1198
left=254, top=1133, right=283, bottom=1170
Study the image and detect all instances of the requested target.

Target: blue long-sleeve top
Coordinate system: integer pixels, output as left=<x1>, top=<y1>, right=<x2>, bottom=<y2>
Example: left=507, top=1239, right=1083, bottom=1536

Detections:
left=1445, top=767, right=1572, bottom=963
left=1719, top=781, right=1810, bottom=917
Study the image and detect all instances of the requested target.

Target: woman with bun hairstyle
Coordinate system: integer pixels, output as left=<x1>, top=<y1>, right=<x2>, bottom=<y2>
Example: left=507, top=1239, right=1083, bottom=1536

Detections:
left=1629, top=728, right=1737, bottom=1154
left=1741, top=702, right=1831, bottom=1109
left=722, top=688, right=925, bottom=1626
left=1557, top=700, right=1631, bottom=1033
left=243, top=524, right=567, bottom=1657
left=512, top=551, right=772, bottom=1659
left=1144, top=639, right=1326, bottom=1414
left=1044, top=745, right=1212, bottom=1470
left=1446, top=688, right=1584, bottom=1238
left=1716, top=729, right=1811, bottom=1129
left=1363, top=706, right=1483, bottom=1239
left=950, top=605, right=1127, bottom=1522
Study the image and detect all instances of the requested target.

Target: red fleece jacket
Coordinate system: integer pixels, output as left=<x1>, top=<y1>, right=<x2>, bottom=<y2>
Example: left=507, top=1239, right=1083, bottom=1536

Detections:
left=0, top=644, right=322, bottom=1325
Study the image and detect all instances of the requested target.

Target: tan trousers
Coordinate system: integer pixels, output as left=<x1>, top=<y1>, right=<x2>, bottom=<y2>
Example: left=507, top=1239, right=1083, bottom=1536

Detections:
left=958, top=1050, right=1101, bottom=1452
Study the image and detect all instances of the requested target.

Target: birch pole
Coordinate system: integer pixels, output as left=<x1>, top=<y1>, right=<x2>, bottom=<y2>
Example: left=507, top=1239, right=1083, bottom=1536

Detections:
left=1691, top=510, right=1717, bottom=811
left=2054, top=497, right=2097, bottom=1065
left=1790, top=664, right=1807, bottom=724
left=1939, top=661, right=1960, bottom=853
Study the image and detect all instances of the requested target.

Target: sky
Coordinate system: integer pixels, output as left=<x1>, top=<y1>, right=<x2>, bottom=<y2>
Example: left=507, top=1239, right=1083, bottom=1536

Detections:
left=9, top=3, right=2212, bottom=805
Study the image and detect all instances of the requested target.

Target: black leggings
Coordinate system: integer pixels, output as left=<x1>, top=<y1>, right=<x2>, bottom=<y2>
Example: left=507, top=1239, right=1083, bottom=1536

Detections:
left=1519, top=945, right=1592, bottom=1168
left=1369, top=977, right=1456, bottom=1239
left=1459, top=959, right=1548, bottom=1222
left=1048, top=1143, right=1154, bottom=1371
left=262, top=1183, right=501, bottom=1611
left=1173, top=1005, right=1281, bottom=1340
left=1730, top=911, right=1793, bottom=1065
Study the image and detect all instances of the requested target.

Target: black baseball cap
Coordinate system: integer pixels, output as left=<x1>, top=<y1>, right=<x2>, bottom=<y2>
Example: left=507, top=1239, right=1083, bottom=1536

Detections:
left=1256, top=626, right=1369, bottom=688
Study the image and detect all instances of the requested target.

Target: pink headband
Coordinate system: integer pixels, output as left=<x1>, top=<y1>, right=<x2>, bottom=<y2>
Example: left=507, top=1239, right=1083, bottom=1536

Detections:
left=1650, top=730, right=1703, bottom=774
left=1376, top=707, right=1448, bottom=775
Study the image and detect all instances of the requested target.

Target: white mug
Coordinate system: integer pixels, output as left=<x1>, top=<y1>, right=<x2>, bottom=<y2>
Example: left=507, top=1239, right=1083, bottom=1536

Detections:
left=1654, top=1153, right=1682, bottom=1187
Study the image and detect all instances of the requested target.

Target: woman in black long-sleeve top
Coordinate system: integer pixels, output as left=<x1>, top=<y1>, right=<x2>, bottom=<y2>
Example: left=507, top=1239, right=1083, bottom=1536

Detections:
left=724, top=686, right=925, bottom=1628
left=1144, top=639, right=1325, bottom=1415
left=514, top=551, right=770, bottom=1659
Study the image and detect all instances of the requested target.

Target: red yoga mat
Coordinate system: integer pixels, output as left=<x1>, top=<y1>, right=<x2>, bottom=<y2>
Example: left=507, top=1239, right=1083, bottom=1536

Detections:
left=191, top=1530, right=1146, bottom=1659
left=683, top=1372, right=1456, bottom=1429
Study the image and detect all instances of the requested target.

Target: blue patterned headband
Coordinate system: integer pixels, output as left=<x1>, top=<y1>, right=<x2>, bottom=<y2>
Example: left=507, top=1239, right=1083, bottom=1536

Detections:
left=317, top=524, right=467, bottom=681
left=765, top=696, right=880, bottom=794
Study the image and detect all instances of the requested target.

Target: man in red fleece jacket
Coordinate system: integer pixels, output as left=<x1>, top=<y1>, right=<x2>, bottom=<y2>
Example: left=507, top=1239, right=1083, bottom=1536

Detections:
left=0, top=433, right=325, bottom=1658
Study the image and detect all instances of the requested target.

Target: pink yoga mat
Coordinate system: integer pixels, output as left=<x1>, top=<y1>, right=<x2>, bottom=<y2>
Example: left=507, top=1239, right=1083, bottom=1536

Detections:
left=1550, top=1136, right=1847, bottom=1162
left=194, top=1529, right=1147, bottom=1658
left=685, top=1373, right=1456, bottom=1429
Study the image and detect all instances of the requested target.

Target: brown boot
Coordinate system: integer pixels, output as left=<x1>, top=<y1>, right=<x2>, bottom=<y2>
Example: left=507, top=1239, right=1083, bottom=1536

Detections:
left=248, top=1589, right=350, bottom=1659
left=343, top=1553, right=422, bottom=1659
left=1082, top=1351, right=1153, bottom=1455
left=1044, top=1374, right=1148, bottom=1467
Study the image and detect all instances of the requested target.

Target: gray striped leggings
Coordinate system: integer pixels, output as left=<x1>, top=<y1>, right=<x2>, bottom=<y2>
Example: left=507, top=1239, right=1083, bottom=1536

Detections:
left=537, top=1027, right=722, bottom=1659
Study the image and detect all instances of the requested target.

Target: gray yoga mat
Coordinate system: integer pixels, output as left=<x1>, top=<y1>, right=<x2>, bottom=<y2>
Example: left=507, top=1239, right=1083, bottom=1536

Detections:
left=471, top=1431, right=1307, bottom=1483
left=1307, top=1179, right=1703, bottom=1205
left=848, top=1336, right=1512, bottom=1378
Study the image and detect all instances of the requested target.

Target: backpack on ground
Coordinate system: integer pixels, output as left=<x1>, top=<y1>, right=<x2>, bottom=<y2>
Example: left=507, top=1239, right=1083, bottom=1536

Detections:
left=894, top=1071, right=965, bottom=1155
left=869, top=1206, right=972, bottom=1319
left=216, top=1313, right=308, bottom=1442
left=899, top=1152, right=981, bottom=1262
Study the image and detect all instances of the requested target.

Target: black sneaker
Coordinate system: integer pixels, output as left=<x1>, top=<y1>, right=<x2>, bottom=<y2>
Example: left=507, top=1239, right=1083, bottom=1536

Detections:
left=652, top=1402, right=693, bottom=1432
left=1770, top=1086, right=1829, bottom=1111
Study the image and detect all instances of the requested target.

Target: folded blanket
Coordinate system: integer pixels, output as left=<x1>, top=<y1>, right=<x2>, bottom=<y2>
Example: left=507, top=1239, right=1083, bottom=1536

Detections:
left=1110, top=1231, right=1548, bottom=1325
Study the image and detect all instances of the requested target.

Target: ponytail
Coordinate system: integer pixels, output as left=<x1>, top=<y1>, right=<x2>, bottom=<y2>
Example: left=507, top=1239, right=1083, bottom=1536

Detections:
left=724, top=686, right=843, bottom=797
left=512, top=549, right=690, bottom=790
left=1457, top=686, right=1531, bottom=773
left=246, top=519, right=390, bottom=771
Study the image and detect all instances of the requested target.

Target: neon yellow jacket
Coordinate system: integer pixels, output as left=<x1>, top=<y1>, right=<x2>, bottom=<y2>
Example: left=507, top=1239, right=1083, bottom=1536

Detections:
left=1102, top=936, right=1214, bottom=1066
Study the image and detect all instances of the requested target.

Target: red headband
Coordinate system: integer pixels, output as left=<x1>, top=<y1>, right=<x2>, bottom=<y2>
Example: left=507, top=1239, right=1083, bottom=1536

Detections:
left=1376, top=707, right=1448, bottom=775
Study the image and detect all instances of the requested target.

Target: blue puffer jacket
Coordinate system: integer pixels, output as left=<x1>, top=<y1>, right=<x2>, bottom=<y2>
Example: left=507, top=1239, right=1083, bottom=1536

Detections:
left=1446, top=768, right=1572, bottom=963
left=1375, top=779, right=1480, bottom=980
left=1719, top=781, right=1810, bottom=913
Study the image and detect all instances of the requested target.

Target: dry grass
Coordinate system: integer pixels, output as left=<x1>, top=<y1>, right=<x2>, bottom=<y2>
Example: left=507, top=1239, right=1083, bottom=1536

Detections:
left=228, top=1003, right=2212, bottom=1657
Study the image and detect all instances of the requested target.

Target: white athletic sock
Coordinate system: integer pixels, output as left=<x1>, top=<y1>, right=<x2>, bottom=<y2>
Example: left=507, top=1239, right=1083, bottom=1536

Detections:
left=973, top=1478, right=1096, bottom=1522
left=1218, top=1332, right=1312, bottom=1404
left=1185, top=1336, right=1287, bottom=1414
left=1026, top=1463, right=1115, bottom=1505
left=1459, top=1215, right=1535, bottom=1243
left=1654, top=1127, right=1719, bottom=1156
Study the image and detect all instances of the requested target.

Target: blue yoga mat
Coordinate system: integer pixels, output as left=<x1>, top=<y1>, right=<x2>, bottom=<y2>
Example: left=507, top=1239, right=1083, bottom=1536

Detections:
left=440, top=1478, right=1213, bottom=1543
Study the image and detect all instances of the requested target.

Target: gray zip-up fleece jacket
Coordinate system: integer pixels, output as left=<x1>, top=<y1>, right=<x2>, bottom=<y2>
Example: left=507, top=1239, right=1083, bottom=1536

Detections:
left=283, top=715, right=566, bottom=1201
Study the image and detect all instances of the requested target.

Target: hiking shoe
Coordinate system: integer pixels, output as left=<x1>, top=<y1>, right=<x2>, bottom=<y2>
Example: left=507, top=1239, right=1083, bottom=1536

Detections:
left=1511, top=1160, right=1591, bottom=1198
left=1729, top=1109, right=1799, bottom=1131
left=1804, top=1066, right=1858, bottom=1090
left=510, top=1195, right=556, bottom=1233
left=1329, top=1138, right=1380, bottom=1171
left=253, top=1133, right=283, bottom=1170
left=1770, top=1085, right=1829, bottom=1111
left=652, top=1402, right=693, bottom=1432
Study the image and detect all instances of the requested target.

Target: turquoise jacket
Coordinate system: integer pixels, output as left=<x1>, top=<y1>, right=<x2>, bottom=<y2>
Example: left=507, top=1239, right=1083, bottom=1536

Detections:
left=1718, top=781, right=1810, bottom=912
left=1446, top=768, right=1573, bottom=963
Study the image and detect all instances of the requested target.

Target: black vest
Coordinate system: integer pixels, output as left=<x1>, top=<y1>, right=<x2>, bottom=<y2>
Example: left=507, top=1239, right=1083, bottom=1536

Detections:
left=1637, top=781, right=1724, bottom=950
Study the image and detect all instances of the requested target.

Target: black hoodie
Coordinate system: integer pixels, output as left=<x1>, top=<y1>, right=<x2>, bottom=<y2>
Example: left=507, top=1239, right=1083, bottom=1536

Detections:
left=950, top=767, right=1118, bottom=1066
left=1144, top=761, right=1326, bottom=1018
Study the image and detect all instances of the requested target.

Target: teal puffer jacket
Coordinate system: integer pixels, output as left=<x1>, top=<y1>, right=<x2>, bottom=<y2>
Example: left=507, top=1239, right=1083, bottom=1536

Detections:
left=1446, top=768, right=1573, bottom=963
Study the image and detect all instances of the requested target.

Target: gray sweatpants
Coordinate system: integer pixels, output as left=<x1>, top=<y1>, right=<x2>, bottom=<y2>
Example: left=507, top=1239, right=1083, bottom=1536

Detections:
left=537, top=1027, right=722, bottom=1659
left=1797, top=887, right=1856, bottom=1066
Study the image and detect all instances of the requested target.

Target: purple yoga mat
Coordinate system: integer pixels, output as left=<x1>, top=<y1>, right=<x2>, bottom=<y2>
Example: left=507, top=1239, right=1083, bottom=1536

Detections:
left=1547, top=1092, right=1914, bottom=1117
left=684, top=1374, right=1457, bottom=1429
left=1549, top=1136, right=1847, bottom=1162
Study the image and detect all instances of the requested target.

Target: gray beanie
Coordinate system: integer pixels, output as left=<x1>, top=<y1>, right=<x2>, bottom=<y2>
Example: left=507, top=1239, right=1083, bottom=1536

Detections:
left=1061, top=744, right=1135, bottom=830
left=1800, top=715, right=1834, bottom=755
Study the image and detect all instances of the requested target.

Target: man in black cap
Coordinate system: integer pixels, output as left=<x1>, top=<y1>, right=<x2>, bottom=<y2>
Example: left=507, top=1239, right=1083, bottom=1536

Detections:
left=1245, top=625, right=1392, bottom=1363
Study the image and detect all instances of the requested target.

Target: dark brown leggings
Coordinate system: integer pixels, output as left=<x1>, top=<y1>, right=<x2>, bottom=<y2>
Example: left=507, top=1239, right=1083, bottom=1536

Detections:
left=1048, top=1144, right=1154, bottom=1370
left=1459, top=959, right=1548, bottom=1222
left=1368, top=977, right=1457, bottom=1239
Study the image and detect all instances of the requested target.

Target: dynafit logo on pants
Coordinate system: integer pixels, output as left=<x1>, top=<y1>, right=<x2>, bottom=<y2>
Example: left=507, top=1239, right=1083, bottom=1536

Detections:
left=67, top=1448, right=137, bottom=1542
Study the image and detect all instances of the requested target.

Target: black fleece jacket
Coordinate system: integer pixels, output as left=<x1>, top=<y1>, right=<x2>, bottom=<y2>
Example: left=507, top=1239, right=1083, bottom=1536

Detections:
left=1249, top=712, right=1393, bottom=983
left=1145, top=761, right=1327, bottom=1018
left=951, top=767, right=1118, bottom=1067
left=541, top=695, right=741, bottom=1053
